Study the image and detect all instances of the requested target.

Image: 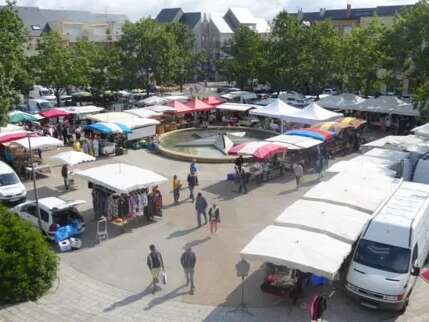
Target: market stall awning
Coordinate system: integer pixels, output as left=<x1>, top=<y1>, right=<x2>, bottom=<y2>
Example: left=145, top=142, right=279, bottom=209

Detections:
left=363, top=135, right=429, bottom=154
left=249, top=99, right=300, bottom=120
left=266, top=134, right=322, bottom=150
left=311, top=121, right=352, bottom=134
left=411, top=123, right=429, bottom=138
left=318, top=93, right=366, bottom=110
left=228, top=141, right=288, bottom=160
left=0, top=131, right=31, bottom=144
left=145, top=105, right=176, bottom=113
left=124, top=108, right=162, bottom=118
left=286, top=129, right=334, bottom=142
left=352, top=96, right=419, bottom=116
left=206, top=96, right=225, bottom=106
left=50, top=151, right=96, bottom=166
left=58, top=105, right=104, bottom=115
left=86, top=122, right=132, bottom=134
left=9, top=136, right=64, bottom=150
left=216, top=103, right=259, bottom=112
left=87, top=112, right=159, bottom=129
left=8, top=111, right=40, bottom=124
left=76, top=163, right=167, bottom=193
left=0, top=124, right=24, bottom=133
left=167, top=100, right=194, bottom=115
left=141, top=96, right=168, bottom=106
left=337, top=117, right=366, bottom=129
left=40, top=108, right=70, bottom=119
left=240, top=225, right=352, bottom=280
left=185, top=98, right=215, bottom=112
left=274, top=199, right=369, bottom=244
left=282, top=102, right=343, bottom=125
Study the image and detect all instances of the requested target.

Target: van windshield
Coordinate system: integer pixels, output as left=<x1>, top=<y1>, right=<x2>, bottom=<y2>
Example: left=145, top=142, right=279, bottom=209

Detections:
left=0, top=173, right=19, bottom=186
left=354, top=239, right=411, bottom=274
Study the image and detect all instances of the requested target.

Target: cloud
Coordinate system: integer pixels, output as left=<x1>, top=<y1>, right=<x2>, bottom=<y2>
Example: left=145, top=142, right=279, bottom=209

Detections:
left=5, top=0, right=417, bottom=22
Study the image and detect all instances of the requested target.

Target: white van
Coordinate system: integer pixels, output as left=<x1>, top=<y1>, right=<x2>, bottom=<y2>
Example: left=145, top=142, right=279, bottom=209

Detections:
left=346, top=181, right=429, bottom=312
left=29, top=85, right=56, bottom=102
left=0, top=161, right=26, bottom=206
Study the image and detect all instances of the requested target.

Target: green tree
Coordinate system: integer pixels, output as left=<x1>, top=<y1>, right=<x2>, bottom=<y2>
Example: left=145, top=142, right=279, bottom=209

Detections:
left=0, top=1, right=29, bottom=125
left=384, top=0, right=429, bottom=117
left=119, top=18, right=178, bottom=94
left=217, top=26, right=264, bottom=90
left=0, top=207, right=58, bottom=304
left=340, top=21, right=386, bottom=95
left=33, top=32, right=87, bottom=106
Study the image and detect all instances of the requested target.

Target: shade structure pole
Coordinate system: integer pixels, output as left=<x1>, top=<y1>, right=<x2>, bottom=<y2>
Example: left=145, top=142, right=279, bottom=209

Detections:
left=28, top=134, right=42, bottom=231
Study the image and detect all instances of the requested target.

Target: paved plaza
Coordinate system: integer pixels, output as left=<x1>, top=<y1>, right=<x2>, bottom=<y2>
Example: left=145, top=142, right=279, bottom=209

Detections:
left=0, top=148, right=428, bottom=322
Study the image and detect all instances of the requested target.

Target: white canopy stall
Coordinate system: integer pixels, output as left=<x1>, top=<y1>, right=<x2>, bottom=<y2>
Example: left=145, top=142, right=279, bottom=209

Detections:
left=318, top=93, right=366, bottom=110
left=216, top=103, right=260, bottom=112
left=274, top=199, right=369, bottom=244
left=364, top=135, right=429, bottom=154
left=240, top=225, right=352, bottom=280
left=76, top=163, right=167, bottom=193
left=412, top=123, right=429, bottom=138
left=250, top=99, right=301, bottom=131
left=8, top=136, right=64, bottom=151
left=278, top=102, right=343, bottom=125
left=124, top=108, right=162, bottom=119
left=266, top=134, right=322, bottom=150
left=58, top=105, right=105, bottom=116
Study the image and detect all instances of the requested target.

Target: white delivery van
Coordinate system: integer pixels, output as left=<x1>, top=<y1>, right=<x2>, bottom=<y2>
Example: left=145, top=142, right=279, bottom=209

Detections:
left=29, top=85, right=56, bottom=102
left=346, top=181, right=429, bottom=312
left=0, top=161, right=27, bottom=206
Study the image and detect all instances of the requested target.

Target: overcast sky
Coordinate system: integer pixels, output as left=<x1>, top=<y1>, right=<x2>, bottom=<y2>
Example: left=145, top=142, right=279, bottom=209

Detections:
left=6, top=0, right=417, bottom=21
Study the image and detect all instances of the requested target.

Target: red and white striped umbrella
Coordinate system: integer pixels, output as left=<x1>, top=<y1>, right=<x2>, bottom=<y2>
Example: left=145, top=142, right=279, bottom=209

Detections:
left=229, top=141, right=288, bottom=160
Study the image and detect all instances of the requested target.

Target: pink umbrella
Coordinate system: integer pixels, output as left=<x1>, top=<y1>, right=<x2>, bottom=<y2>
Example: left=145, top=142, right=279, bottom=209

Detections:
left=40, top=108, right=70, bottom=119
left=0, top=131, right=31, bottom=144
left=229, top=141, right=288, bottom=160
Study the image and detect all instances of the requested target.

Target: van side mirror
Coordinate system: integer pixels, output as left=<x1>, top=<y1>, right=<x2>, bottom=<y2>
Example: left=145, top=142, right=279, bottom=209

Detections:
left=411, top=266, right=420, bottom=276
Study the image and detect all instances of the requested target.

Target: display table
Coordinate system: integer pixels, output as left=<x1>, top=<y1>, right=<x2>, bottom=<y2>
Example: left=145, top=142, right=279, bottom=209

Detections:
left=25, top=164, right=51, bottom=180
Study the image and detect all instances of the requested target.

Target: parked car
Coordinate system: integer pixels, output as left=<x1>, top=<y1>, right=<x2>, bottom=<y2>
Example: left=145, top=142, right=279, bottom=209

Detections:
left=0, top=161, right=26, bottom=206
left=14, top=197, right=86, bottom=240
left=27, top=99, right=55, bottom=113
left=238, top=116, right=260, bottom=127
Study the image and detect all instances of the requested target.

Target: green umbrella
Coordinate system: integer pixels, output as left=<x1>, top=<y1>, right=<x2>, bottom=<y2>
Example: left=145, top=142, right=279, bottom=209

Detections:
left=8, top=111, right=39, bottom=124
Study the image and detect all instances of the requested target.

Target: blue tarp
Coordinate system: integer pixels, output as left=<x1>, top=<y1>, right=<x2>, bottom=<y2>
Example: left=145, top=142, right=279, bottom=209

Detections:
left=54, top=221, right=80, bottom=242
left=86, top=122, right=132, bottom=134
left=286, top=130, right=334, bottom=142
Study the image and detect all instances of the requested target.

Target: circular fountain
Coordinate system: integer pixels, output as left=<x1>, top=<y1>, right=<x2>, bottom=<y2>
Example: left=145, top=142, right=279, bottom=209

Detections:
left=158, top=127, right=277, bottom=163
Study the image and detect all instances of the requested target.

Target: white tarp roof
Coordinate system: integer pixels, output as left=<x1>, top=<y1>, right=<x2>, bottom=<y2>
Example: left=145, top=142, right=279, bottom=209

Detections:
left=304, top=172, right=400, bottom=213
left=221, top=91, right=258, bottom=101
left=274, top=199, right=369, bottom=244
left=240, top=225, right=352, bottom=279
left=141, top=96, right=168, bottom=106
left=412, top=123, right=429, bottom=138
left=266, top=134, right=322, bottom=150
left=76, top=163, right=167, bottom=193
left=0, top=124, right=23, bottom=133
left=9, top=136, right=64, bottom=150
left=249, top=98, right=300, bottom=120
left=58, top=106, right=104, bottom=115
left=216, top=103, right=259, bottom=112
left=353, top=96, right=419, bottom=116
left=364, top=135, right=429, bottom=154
left=318, top=93, right=366, bottom=110
left=87, top=112, right=160, bottom=129
left=50, top=151, right=95, bottom=166
left=124, top=108, right=162, bottom=118
left=279, top=102, right=343, bottom=125
left=145, top=105, right=176, bottom=113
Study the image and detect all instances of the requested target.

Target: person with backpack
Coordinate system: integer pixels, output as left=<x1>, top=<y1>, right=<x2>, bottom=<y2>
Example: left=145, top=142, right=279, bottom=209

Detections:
left=187, top=172, right=198, bottom=202
left=180, top=247, right=196, bottom=294
left=146, top=244, right=165, bottom=294
left=208, top=203, right=220, bottom=234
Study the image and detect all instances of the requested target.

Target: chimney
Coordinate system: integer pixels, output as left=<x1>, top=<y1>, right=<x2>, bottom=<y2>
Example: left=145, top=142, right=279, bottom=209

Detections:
left=346, top=4, right=352, bottom=17
left=320, top=8, right=326, bottom=18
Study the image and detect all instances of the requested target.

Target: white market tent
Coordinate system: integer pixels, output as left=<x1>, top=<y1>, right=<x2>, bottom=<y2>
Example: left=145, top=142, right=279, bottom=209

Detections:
left=353, top=96, right=419, bottom=116
left=87, top=112, right=160, bottom=129
left=124, top=108, right=162, bottom=119
left=318, top=93, right=366, bottom=110
left=304, top=172, right=400, bottom=213
left=411, top=123, right=429, bottom=138
left=0, top=124, right=24, bottom=133
left=144, top=105, right=176, bottom=113
left=279, top=102, right=343, bottom=125
left=364, top=135, right=429, bottom=154
left=58, top=105, right=104, bottom=116
left=266, top=134, right=322, bottom=150
left=76, top=163, right=167, bottom=193
left=216, top=103, right=259, bottom=112
left=274, top=199, right=369, bottom=244
left=141, top=96, right=168, bottom=106
left=240, top=225, right=352, bottom=280
left=249, top=98, right=300, bottom=119
left=8, top=136, right=64, bottom=150
left=50, top=151, right=95, bottom=166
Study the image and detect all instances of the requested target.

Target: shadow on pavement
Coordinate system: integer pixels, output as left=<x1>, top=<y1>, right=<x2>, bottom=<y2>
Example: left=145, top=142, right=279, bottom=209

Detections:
left=144, top=284, right=189, bottom=310
left=184, top=236, right=211, bottom=249
left=103, top=283, right=155, bottom=312
left=167, top=226, right=199, bottom=239
left=26, top=186, right=64, bottom=199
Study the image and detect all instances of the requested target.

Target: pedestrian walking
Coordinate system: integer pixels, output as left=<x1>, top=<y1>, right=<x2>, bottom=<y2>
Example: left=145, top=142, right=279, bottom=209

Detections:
left=208, top=203, right=220, bottom=234
left=190, top=159, right=197, bottom=175
left=237, top=167, right=247, bottom=194
left=293, top=162, right=304, bottom=188
left=195, top=192, right=208, bottom=227
left=180, top=247, right=196, bottom=294
left=147, top=245, right=164, bottom=294
left=173, top=175, right=182, bottom=204
left=187, top=172, right=198, bottom=202
left=61, top=164, right=69, bottom=190
left=74, top=124, right=82, bottom=142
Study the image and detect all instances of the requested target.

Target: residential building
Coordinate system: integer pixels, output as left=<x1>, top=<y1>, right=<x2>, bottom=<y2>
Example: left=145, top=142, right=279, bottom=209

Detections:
left=5, top=6, right=127, bottom=55
left=294, top=4, right=411, bottom=35
left=223, top=8, right=270, bottom=34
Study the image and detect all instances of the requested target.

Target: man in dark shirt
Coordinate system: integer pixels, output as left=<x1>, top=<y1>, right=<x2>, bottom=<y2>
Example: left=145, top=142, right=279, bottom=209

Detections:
left=180, top=247, right=196, bottom=293
left=147, top=244, right=164, bottom=294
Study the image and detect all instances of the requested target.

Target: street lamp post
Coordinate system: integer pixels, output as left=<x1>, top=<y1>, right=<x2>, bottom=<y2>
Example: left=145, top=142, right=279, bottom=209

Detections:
left=27, top=134, right=42, bottom=230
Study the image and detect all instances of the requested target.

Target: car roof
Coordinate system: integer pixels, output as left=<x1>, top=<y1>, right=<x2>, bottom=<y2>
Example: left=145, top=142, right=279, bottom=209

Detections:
left=0, top=161, right=16, bottom=175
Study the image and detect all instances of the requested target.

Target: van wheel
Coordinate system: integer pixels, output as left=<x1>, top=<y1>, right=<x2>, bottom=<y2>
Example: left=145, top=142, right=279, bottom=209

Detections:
left=399, top=298, right=409, bottom=314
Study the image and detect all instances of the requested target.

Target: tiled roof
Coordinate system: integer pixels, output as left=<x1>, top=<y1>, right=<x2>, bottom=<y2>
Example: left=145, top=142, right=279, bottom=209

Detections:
left=180, top=12, right=201, bottom=29
left=155, top=8, right=182, bottom=23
